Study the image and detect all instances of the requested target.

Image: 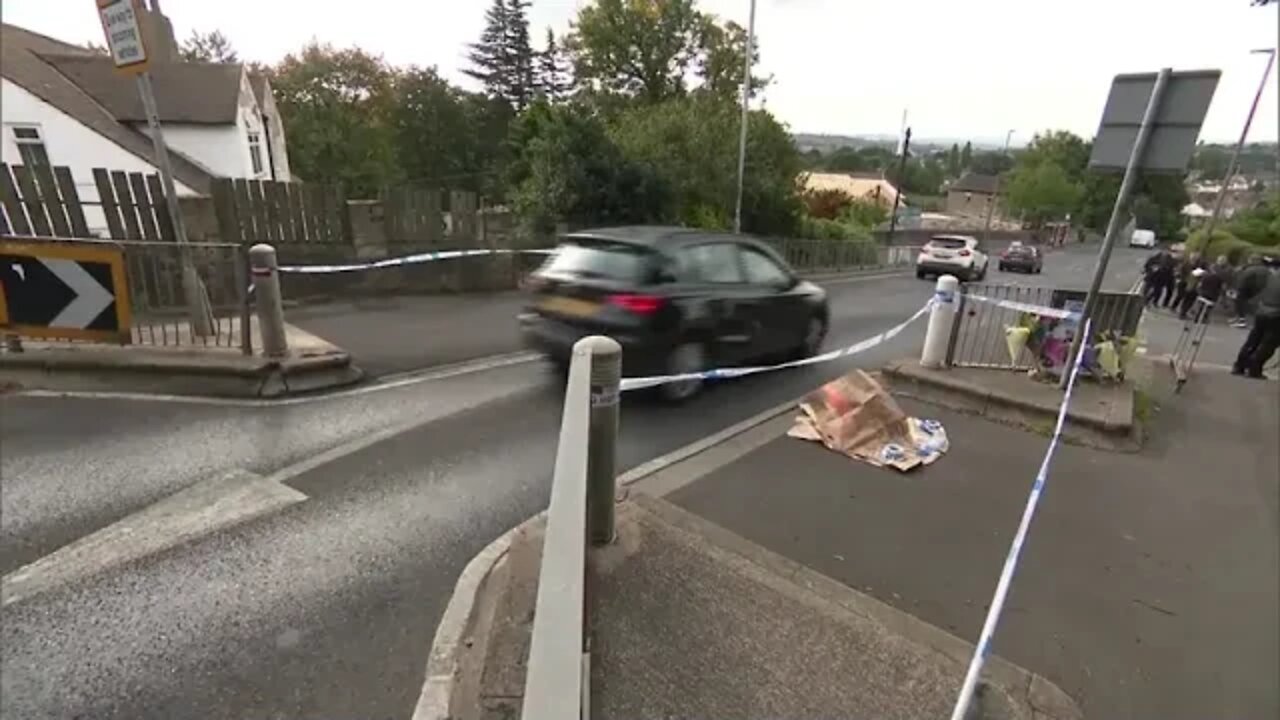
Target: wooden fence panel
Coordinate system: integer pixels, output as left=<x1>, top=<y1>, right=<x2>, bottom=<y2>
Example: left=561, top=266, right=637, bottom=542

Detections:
left=12, top=166, right=52, bottom=236
left=110, top=171, right=142, bottom=240
left=128, top=172, right=160, bottom=241
left=56, top=167, right=90, bottom=237
left=32, top=164, right=71, bottom=237
left=145, top=174, right=176, bottom=242
left=0, top=165, right=32, bottom=236
left=93, top=168, right=126, bottom=240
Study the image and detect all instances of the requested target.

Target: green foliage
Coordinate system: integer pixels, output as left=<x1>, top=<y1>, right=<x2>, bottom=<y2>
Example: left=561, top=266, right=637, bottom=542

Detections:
left=466, top=0, right=537, bottom=110
left=947, top=144, right=961, bottom=177
left=179, top=29, right=238, bottom=63
left=1019, top=131, right=1090, bottom=184
left=798, top=216, right=871, bottom=242
left=968, top=150, right=1016, bottom=176
left=886, top=154, right=946, bottom=195
left=537, top=28, right=572, bottom=102
left=272, top=44, right=401, bottom=196
left=391, top=68, right=507, bottom=194
left=960, top=141, right=973, bottom=169
left=610, top=95, right=801, bottom=234
left=506, top=101, right=671, bottom=233
left=1184, top=228, right=1280, bottom=264
left=565, top=0, right=765, bottom=106
left=842, top=197, right=889, bottom=228
left=1226, top=194, right=1280, bottom=247
left=1004, top=161, right=1081, bottom=224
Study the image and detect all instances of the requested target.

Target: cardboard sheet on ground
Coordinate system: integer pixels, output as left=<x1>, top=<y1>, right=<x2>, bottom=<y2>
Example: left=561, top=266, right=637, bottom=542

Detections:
left=788, top=370, right=949, bottom=471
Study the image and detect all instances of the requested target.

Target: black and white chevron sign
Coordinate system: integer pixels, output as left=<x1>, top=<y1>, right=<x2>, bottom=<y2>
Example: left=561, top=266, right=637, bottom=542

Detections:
left=0, top=240, right=128, bottom=340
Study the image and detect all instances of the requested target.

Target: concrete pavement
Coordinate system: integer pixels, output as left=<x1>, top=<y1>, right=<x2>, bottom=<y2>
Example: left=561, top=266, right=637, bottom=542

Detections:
left=651, top=368, right=1278, bottom=719
left=0, top=242, right=1145, bottom=719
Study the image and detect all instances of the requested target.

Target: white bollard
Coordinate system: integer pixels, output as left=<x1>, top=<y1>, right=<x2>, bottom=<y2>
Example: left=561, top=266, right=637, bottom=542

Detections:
left=921, top=275, right=959, bottom=369
left=249, top=244, right=289, bottom=359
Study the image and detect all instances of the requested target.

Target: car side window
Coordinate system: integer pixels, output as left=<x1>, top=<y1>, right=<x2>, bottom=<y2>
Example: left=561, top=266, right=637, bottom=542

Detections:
left=740, top=247, right=791, bottom=285
left=685, top=243, right=744, bottom=284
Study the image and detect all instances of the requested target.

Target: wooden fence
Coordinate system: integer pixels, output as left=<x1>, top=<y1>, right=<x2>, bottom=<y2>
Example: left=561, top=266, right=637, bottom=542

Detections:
left=0, top=163, right=91, bottom=238
left=211, top=177, right=350, bottom=245
left=92, top=167, right=177, bottom=242
left=383, top=187, right=445, bottom=245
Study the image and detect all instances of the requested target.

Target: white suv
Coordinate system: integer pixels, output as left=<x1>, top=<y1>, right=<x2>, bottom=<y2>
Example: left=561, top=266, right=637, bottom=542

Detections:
left=915, top=235, right=989, bottom=282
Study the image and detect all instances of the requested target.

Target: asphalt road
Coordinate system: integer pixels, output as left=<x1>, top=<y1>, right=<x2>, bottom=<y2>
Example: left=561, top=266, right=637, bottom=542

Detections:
left=0, top=242, right=1147, bottom=720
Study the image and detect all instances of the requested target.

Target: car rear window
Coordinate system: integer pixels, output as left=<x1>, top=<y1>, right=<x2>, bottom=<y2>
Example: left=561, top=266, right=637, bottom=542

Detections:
left=542, top=242, right=652, bottom=282
left=929, top=238, right=968, bottom=250
left=1008, top=245, right=1033, bottom=255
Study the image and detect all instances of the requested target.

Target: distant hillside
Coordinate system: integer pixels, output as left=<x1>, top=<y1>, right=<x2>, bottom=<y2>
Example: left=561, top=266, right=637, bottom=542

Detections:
left=794, top=132, right=1013, bottom=153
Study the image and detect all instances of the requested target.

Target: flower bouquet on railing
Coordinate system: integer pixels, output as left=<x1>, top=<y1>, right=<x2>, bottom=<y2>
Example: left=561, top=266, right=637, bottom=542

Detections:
left=1004, top=314, right=1138, bottom=383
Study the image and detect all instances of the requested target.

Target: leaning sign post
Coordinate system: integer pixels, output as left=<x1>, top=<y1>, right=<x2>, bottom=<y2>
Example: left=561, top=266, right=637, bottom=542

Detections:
left=96, top=0, right=214, bottom=336
left=1058, top=68, right=1220, bottom=389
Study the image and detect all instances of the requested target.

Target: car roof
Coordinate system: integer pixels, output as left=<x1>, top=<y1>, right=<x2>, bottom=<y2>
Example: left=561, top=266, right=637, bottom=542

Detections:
left=930, top=234, right=978, bottom=243
left=564, top=225, right=775, bottom=252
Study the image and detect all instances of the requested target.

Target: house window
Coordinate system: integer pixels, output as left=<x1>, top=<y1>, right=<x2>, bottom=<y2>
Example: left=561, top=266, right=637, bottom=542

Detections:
left=247, top=131, right=264, bottom=175
left=11, top=126, right=50, bottom=167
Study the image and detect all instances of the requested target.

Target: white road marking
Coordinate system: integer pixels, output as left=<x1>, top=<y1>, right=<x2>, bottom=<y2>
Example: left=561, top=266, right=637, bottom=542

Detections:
left=40, top=258, right=113, bottom=329
left=1, top=470, right=307, bottom=608
left=13, top=351, right=541, bottom=407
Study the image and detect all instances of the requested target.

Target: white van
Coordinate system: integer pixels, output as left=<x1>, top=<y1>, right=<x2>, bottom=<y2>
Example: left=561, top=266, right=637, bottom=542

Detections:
left=1129, top=229, right=1157, bottom=248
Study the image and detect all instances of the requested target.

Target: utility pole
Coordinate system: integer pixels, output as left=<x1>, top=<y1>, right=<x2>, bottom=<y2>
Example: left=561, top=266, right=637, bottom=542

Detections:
left=1201, top=48, right=1275, bottom=243
left=732, top=0, right=757, bottom=234
left=886, top=127, right=911, bottom=241
left=982, top=129, right=1014, bottom=245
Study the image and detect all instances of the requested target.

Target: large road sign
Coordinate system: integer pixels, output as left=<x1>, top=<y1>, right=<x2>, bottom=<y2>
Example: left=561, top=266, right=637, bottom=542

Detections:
left=97, top=0, right=149, bottom=75
left=1088, top=70, right=1220, bottom=173
left=0, top=239, right=132, bottom=342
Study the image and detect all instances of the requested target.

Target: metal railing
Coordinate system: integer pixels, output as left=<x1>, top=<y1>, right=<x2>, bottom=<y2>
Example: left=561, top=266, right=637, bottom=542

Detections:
left=1170, top=296, right=1214, bottom=392
left=522, top=336, right=621, bottom=720
left=121, top=240, right=251, bottom=353
left=946, top=283, right=1144, bottom=369
left=767, top=238, right=917, bottom=274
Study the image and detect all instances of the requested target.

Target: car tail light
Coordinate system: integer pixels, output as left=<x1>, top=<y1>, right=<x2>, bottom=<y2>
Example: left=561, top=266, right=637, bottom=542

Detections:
left=608, top=293, right=665, bottom=314
left=957, top=249, right=971, bottom=257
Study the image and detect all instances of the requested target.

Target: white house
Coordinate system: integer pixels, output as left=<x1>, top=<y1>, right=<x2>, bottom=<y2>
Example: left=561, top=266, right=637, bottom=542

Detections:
left=1, top=6, right=290, bottom=235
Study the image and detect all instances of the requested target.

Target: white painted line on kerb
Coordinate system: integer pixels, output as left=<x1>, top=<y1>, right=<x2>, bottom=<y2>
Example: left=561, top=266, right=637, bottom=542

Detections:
left=13, top=351, right=540, bottom=407
left=1, top=470, right=306, bottom=608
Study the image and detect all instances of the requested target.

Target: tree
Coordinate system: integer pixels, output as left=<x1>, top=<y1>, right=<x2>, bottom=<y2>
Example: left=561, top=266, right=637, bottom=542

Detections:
left=565, top=0, right=763, bottom=107
left=391, top=67, right=494, bottom=192
left=802, top=188, right=852, bottom=220
left=969, top=150, right=1016, bottom=176
left=1004, top=161, right=1081, bottom=227
left=1019, top=131, right=1089, bottom=184
left=465, top=0, right=536, bottom=110
left=566, top=0, right=704, bottom=103
left=610, top=94, right=801, bottom=233
left=537, top=28, right=572, bottom=102
left=1191, top=144, right=1231, bottom=181
left=271, top=44, right=399, bottom=195
left=506, top=100, right=670, bottom=232
left=960, top=141, right=973, bottom=169
left=947, top=143, right=961, bottom=177
left=695, top=17, right=767, bottom=102
left=180, top=29, right=239, bottom=63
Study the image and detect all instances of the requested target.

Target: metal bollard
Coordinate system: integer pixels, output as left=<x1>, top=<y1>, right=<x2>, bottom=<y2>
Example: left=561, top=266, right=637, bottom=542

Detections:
left=249, top=244, right=289, bottom=358
left=921, top=275, right=960, bottom=369
left=579, top=335, right=621, bottom=546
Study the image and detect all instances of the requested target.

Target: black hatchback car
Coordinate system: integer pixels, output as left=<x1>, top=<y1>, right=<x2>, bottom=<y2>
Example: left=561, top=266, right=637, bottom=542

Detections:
left=998, top=243, right=1043, bottom=274
left=518, top=226, right=830, bottom=400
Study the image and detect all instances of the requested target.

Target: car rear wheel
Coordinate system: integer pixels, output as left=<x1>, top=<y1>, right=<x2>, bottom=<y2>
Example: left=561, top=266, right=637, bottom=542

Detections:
left=660, top=342, right=706, bottom=402
left=797, top=315, right=828, bottom=358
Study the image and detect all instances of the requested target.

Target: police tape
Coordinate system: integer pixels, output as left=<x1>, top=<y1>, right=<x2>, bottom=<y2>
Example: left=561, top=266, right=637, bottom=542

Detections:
left=963, top=293, right=1081, bottom=320
left=277, top=247, right=556, bottom=274
left=948, top=317, right=1093, bottom=720
left=618, top=301, right=934, bottom=392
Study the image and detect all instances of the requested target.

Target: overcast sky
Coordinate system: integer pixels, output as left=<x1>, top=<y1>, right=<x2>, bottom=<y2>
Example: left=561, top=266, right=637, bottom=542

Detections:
left=4, top=0, right=1277, bottom=145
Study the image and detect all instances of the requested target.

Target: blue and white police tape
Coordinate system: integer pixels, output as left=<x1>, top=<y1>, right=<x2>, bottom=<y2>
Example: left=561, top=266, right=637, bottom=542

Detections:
left=277, top=247, right=556, bottom=274
left=947, top=317, right=1093, bottom=720
left=618, top=301, right=934, bottom=392
left=963, top=293, right=1081, bottom=321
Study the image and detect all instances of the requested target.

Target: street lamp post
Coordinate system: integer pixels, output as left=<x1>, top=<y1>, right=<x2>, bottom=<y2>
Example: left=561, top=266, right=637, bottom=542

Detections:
left=982, top=129, right=1015, bottom=245
left=733, top=0, right=757, bottom=234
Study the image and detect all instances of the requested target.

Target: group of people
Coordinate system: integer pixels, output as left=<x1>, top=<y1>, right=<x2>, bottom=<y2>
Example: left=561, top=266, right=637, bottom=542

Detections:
left=1141, top=250, right=1280, bottom=379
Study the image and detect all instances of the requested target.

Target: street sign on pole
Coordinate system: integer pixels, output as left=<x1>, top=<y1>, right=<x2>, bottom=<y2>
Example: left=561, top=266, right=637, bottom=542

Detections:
left=1088, top=70, right=1220, bottom=173
left=1058, top=68, right=1219, bottom=389
left=96, top=0, right=149, bottom=75
left=0, top=238, right=132, bottom=343
left=94, top=0, right=214, bottom=335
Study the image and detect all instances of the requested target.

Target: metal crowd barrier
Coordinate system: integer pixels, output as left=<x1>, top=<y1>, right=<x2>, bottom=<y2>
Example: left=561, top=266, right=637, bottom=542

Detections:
left=1170, top=296, right=1213, bottom=392
left=122, top=239, right=251, bottom=353
left=522, top=336, right=621, bottom=720
left=946, top=283, right=1144, bottom=369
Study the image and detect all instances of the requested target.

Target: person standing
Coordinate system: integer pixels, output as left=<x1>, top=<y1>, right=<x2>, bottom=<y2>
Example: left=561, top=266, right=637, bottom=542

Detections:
left=1232, top=260, right=1280, bottom=379
left=1231, top=255, right=1272, bottom=328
